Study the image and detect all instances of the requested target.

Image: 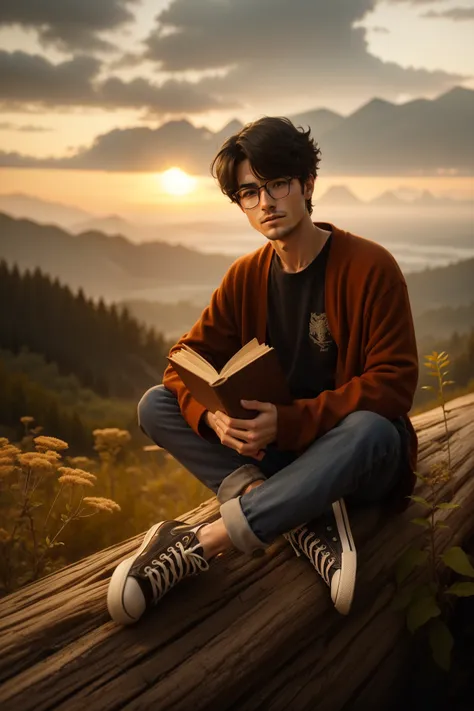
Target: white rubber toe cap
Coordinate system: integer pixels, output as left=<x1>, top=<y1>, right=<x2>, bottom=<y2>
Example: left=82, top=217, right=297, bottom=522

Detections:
left=107, top=560, right=147, bottom=625
left=121, top=578, right=146, bottom=622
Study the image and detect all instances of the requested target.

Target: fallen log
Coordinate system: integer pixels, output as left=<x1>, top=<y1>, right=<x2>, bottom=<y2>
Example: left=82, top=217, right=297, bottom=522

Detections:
left=1, top=393, right=473, bottom=711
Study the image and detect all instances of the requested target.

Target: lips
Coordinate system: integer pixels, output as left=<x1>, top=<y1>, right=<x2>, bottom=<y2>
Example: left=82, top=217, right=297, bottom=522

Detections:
left=263, top=215, right=283, bottom=224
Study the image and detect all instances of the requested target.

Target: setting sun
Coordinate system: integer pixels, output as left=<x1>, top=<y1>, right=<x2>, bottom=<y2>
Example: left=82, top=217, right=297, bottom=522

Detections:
left=159, top=167, right=196, bottom=196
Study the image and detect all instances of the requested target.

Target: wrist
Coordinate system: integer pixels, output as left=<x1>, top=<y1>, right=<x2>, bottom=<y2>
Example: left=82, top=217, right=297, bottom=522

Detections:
left=203, top=410, right=214, bottom=430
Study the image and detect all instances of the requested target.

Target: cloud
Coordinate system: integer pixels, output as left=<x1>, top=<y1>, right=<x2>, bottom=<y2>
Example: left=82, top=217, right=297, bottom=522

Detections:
left=143, top=0, right=465, bottom=107
left=0, top=86, right=471, bottom=175
left=0, top=52, right=100, bottom=108
left=0, top=120, right=228, bottom=172
left=99, top=77, right=235, bottom=114
left=423, top=8, right=474, bottom=21
left=0, top=117, right=247, bottom=172
left=0, top=0, right=139, bottom=52
left=65, top=121, right=217, bottom=172
left=0, top=51, right=234, bottom=115
left=0, top=121, right=52, bottom=132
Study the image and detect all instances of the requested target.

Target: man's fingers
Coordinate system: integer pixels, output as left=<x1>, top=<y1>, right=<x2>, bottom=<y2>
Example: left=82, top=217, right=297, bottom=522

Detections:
left=215, top=413, right=256, bottom=429
left=222, top=425, right=260, bottom=443
left=241, top=400, right=273, bottom=412
left=216, top=427, right=265, bottom=457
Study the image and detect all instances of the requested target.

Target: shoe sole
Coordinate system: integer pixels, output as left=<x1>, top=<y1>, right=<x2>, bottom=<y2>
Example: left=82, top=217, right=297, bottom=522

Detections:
left=332, top=499, right=357, bottom=615
left=107, top=521, right=165, bottom=625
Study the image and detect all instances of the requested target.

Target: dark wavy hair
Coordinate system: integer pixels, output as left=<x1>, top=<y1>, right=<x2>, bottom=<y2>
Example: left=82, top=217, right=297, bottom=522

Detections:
left=211, top=116, right=321, bottom=215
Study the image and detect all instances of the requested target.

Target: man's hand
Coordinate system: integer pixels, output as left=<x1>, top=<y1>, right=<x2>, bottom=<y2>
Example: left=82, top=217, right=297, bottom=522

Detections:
left=205, top=400, right=277, bottom=460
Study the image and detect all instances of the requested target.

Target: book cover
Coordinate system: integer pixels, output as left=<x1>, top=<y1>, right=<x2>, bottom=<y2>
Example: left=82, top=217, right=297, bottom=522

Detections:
left=169, top=347, right=292, bottom=419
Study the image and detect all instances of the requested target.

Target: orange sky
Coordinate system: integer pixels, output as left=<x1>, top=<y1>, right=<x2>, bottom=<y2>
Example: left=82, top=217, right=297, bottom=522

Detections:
left=1, top=168, right=472, bottom=220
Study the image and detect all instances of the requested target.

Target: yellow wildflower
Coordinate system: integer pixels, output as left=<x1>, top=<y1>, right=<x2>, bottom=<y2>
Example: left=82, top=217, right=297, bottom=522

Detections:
left=34, top=436, right=68, bottom=452
left=58, top=474, right=94, bottom=487
left=18, top=453, right=53, bottom=473
left=20, top=416, right=35, bottom=425
left=0, top=456, right=14, bottom=466
left=0, top=437, right=10, bottom=448
left=42, top=450, right=61, bottom=463
left=93, top=428, right=131, bottom=449
left=68, top=456, right=94, bottom=468
left=19, top=452, right=52, bottom=465
left=57, top=467, right=97, bottom=483
left=0, top=444, right=21, bottom=458
left=83, top=496, right=121, bottom=513
left=0, top=528, right=10, bottom=543
left=0, top=465, right=16, bottom=478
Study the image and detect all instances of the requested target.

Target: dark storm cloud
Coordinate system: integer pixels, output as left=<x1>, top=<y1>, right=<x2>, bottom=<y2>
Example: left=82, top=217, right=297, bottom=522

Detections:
left=423, top=8, right=474, bottom=21
left=0, top=51, right=231, bottom=114
left=0, top=0, right=139, bottom=52
left=145, top=0, right=376, bottom=71
left=143, top=0, right=465, bottom=106
left=99, top=77, right=234, bottom=113
left=0, top=52, right=99, bottom=105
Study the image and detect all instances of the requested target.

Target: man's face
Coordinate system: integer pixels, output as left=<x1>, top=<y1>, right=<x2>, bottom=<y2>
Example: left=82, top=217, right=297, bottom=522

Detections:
left=235, top=158, right=314, bottom=242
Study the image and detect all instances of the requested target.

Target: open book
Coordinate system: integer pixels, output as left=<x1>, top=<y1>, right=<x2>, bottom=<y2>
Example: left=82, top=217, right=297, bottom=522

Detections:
left=168, top=338, right=292, bottom=419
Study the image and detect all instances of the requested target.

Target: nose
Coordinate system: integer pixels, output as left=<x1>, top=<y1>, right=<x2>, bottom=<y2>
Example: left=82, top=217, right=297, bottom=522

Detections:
left=259, top=185, right=276, bottom=208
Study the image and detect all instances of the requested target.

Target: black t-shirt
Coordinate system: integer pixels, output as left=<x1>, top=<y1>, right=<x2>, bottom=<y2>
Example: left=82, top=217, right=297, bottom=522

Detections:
left=266, top=235, right=337, bottom=399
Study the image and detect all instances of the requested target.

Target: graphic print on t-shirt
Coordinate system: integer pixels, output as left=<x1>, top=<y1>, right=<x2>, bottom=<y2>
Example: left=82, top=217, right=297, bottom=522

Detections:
left=266, top=233, right=338, bottom=399
left=309, top=312, right=332, bottom=352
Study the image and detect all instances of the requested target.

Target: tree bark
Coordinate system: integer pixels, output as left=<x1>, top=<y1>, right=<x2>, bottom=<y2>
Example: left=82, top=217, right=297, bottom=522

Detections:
left=1, top=394, right=473, bottom=711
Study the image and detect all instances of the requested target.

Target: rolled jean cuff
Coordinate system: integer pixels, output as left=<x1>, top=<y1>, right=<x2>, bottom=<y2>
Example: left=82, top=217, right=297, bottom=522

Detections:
left=216, top=464, right=264, bottom=504
left=220, top=497, right=267, bottom=553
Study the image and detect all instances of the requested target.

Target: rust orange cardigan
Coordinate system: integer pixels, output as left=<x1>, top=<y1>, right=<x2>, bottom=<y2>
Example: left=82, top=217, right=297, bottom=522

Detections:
left=163, top=223, right=419, bottom=503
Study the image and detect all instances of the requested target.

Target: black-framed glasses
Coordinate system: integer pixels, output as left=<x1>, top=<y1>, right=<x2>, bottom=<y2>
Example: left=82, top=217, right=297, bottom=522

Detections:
left=234, top=177, right=295, bottom=210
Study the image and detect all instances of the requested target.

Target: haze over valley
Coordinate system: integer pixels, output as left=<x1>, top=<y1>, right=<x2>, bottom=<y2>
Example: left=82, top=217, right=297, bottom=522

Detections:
left=0, top=0, right=473, bottom=417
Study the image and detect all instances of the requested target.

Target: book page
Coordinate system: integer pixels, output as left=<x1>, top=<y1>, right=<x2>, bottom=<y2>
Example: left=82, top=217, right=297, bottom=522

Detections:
left=220, top=338, right=262, bottom=377
left=221, top=344, right=271, bottom=379
left=170, top=349, right=218, bottom=382
left=221, top=343, right=273, bottom=377
left=180, top=344, right=219, bottom=371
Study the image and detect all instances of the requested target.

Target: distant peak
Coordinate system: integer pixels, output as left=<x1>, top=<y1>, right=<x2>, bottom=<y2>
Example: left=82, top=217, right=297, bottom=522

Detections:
left=318, top=185, right=361, bottom=204
left=439, top=85, right=472, bottom=99
left=363, top=97, right=395, bottom=109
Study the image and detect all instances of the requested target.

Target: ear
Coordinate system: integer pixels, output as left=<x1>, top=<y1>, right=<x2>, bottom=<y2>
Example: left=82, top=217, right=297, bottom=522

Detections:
left=303, top=175, right=315, bottom=200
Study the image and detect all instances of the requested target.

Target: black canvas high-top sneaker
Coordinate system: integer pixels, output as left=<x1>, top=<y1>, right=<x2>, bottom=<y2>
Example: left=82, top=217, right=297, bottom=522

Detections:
left=284, top=499, right=357, bottom=615
left=107, top=520, right=209, bottom=625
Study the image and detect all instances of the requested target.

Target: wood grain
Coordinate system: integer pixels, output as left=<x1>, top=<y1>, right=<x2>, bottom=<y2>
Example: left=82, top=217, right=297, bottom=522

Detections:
left=1, top=394, right=473, bottom=711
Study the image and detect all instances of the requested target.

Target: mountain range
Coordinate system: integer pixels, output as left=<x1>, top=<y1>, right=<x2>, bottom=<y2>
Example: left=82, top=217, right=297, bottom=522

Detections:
left=0, top=212, right=232, bottom=303
left=0, top=87, right=472, bottom=175
left=1, top=211, right=473, bottom=318
left=0, top=185, right=470, bottom=245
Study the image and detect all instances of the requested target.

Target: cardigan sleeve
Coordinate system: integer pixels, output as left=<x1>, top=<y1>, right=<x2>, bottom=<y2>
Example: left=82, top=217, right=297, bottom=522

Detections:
left=162, top=270, right=242, bottom=436
left=274, top=281, right=419, bottom=451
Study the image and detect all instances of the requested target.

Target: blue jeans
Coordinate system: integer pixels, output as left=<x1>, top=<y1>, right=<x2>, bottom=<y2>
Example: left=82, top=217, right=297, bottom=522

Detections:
left=138, top=385, right=403, bottom=554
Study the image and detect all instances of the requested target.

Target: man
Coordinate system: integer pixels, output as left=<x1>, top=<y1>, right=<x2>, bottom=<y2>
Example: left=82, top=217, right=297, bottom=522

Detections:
left=107, top=117, right=419, bottom=626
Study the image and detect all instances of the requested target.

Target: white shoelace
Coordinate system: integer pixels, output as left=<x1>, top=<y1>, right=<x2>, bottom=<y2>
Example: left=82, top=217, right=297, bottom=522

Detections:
left=285, top=529, right=335, bottom=585
left=144, top=540, right=209, bottom=602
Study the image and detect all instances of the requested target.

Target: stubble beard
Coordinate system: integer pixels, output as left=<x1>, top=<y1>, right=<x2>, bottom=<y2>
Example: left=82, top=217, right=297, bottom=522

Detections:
left=262, top=216, right=301, bottom=243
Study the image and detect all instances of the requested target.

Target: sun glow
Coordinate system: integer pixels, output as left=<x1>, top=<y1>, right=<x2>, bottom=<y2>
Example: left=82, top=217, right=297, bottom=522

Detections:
left=159, top=167, right=196, bottom=196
